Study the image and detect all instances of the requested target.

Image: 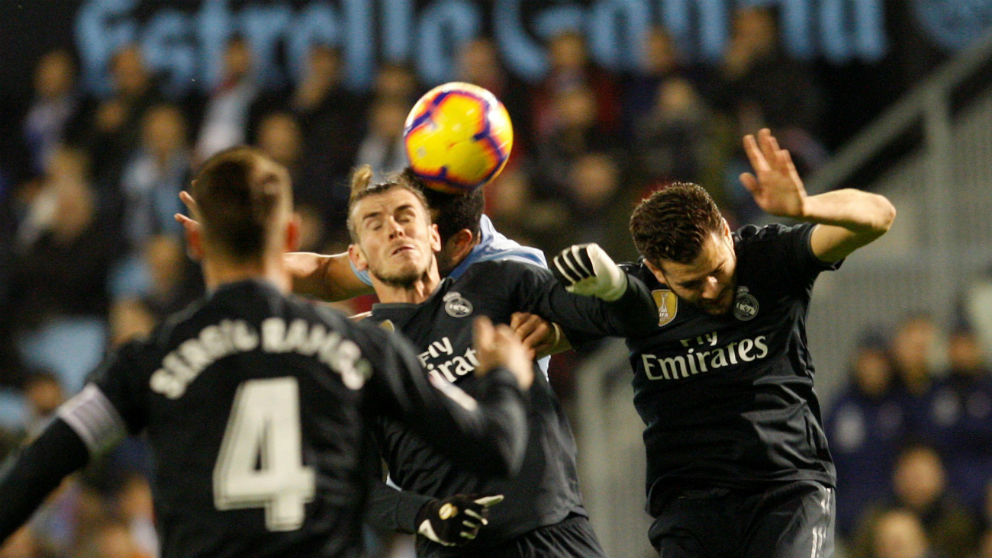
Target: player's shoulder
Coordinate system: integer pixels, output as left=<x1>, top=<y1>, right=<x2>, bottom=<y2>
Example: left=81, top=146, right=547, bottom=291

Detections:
left=736, top=222, right=813, bottom=245
left=461, top=257, right=551, bottom=282
left=620, top=259, right=662, bottom=287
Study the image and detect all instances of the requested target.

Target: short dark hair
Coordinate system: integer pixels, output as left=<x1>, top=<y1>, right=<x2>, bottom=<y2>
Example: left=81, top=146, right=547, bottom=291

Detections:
left=629, top=182, right=724, bottom=265
left=402, top=168, right=484, bottom=244
left=191, top=146, right=289, bottom=261
left=346, top=165, right=430, bottom=243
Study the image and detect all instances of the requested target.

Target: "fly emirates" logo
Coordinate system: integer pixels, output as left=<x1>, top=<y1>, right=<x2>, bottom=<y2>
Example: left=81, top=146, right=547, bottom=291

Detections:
left=641, top=331, right=769, bottom=381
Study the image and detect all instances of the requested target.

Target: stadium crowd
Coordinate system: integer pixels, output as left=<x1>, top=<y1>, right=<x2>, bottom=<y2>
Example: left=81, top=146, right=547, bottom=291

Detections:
left=0, top=5, right=989, bottom=557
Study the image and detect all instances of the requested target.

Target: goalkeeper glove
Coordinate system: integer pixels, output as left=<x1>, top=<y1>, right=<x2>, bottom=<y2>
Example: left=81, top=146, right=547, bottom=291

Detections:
left=552, top=243, right=628, bottom=301
left=416, top=494, right=503, bottom=546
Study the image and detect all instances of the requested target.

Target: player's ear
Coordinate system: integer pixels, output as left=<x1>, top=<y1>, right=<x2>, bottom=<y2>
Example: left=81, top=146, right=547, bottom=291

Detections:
left=429, top=223, right=442, bottom=252
left=347, top=243, right=368, bottom=271
left=443, top=228, right=474, bottom=263
left=185, top=218, right=204, bottom=262
left=722, top=218, right=732, bottom=238
left=284, top=212, right=302, bottom=252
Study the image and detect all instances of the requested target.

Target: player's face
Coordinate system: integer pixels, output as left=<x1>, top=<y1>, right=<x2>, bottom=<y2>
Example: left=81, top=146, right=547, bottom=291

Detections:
left=351, top=188, right=441, bottom=287
left=654, top=228, right=737, bottom=316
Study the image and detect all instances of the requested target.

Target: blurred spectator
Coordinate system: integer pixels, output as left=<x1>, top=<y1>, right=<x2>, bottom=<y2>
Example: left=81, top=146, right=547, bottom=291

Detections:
left=251, top=44, right=365, bottom=222
left=981, top=529, right=992, bottom=558
left=193, top=36, right=257, bottom=163
left=557, top=152, right=636, bottom=261
left=486, top=167, right=565, bottom=254
left=825, top=328, right=908, bottom=541
left=531, top=85, right=621, bottom=198
left=72, top=44, right=164, bottom=190
left=74, top=519, right=150, bottom=558
left=712, top=6, right=827, bottom=223
left=0, top=525, right=51, bottom=558
left=715, top=6, right=823, bottom=148
left=10, top=147, right=114, bottom=393
left=253, top=111, right=337, bottom=238
left=623, top=26, right=698, bottom=136
left=22, top=49, right=83, bottom=175
left=354, top=96, right=409, bottom=181
left=21, top=370, right=63, bottom=438
left=631, top=76, right=731, bottom=203
left=530, top=30, right=621, bottom=143
left=926, top=323, right=992, bottom=518
left=138, top=234, right=201, bottom=319
left=108, top=298, right=155, bottom=348
left=853, top=443, right=980, bottom=558
left=119, top=104, right=189, bottom=254
left=455, top=38, right=532, bottom=153
left=890, top=312, right=941, bottom=433
left=373, top=61, right=420, bottom=104
left=114, top=474, right=158, bottom=558
left=868, top=508, right=934, bottom=558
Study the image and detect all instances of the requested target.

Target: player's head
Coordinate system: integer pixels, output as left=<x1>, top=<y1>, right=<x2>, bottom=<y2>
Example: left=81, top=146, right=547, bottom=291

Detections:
left=629, top=182, right=736, bottom=315
left=189, top=146, right=298, bottom=265
left=400, top=168, right=485, bottom=275
left=347, top=165, right=441, bottom=288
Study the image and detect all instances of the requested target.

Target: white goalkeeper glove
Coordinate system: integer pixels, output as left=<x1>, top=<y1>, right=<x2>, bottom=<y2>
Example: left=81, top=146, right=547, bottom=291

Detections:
left=551, top=243, right=628, bottom=301
left=416, top=494, right=503, bottom=546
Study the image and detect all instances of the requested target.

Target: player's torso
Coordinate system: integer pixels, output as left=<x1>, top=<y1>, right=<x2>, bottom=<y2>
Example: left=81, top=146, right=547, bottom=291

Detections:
left=370, top=269, right=585, bottom=543
left=624, top=226, right=834, bottom=489
left=138, top=282, right=372, bottom=558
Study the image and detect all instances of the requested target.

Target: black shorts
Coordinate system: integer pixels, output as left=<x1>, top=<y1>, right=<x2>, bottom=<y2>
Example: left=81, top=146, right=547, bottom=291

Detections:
left=648, top=480, right=835, bottom=558
left=418, top=514, right=606, bottom=558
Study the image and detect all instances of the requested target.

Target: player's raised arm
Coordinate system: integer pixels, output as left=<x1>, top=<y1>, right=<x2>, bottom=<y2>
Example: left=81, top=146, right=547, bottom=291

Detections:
left=284, top=251, right=374, bottom=301
left=740, top=128, right=896, bottom=263
left=177, top=190, right=374, bottom=301
left=364, top=316, right=530, bottom=478
left=0, top=418, right=92, bottom=542
left=542, top=243, right=659, bottom=339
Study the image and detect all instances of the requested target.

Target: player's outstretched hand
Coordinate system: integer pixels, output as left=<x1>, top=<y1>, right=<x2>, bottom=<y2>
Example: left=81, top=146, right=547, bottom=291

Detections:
left=551, top=243, right=628, bottom=301
left=416, top=493, right=504, bottom=546
left=473, top=316, right=533, bottom=390
left=739, top=128, right=807, bottom=218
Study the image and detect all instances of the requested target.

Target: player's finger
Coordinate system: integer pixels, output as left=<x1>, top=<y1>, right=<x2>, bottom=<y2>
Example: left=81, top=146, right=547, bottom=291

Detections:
left=510, top=312, right=534, bottom=336
left=473, top=495, right=504, bottom=507
left=739, top=172, right=758, bottom=193
left=758, top=128, right=778, bottom=163
left=179, top=190, right=198, bottom=214
left=742, top=134, right=769, bottom=173
left=473, top=316, right=495, bottom=352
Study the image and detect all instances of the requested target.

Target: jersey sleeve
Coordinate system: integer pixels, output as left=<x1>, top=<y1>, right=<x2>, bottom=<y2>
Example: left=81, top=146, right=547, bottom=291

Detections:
left=504, top=261, right=658, bottom=346
left=358, top=324, right=528, bottom=478
left=770, top=223, right=842, bottom=289
left=0, top=419, right=91, bottom=543
left=364, top=471, right=434, bottom=534
left=82, top=340, right=151, bottom=440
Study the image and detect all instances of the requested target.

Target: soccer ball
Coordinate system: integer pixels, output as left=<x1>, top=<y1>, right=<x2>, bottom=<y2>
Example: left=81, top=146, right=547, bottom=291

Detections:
left=403, top=82, right=514, bottom=194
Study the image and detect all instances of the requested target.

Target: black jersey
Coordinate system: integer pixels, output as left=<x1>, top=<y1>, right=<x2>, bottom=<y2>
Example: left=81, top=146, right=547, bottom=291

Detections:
left=367, top=259, right=657, bottom=550
left=622, top=224, right=841, bottom=510
left=0, top=280, right=528, bottom=558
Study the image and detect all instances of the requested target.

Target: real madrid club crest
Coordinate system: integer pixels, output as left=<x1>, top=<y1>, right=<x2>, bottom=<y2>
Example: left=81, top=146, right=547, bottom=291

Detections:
left=443, top=292, right=473, bottom=318
left=733, top=286, right=759, bottom=321
left=651, top=289, right=678, bottom=326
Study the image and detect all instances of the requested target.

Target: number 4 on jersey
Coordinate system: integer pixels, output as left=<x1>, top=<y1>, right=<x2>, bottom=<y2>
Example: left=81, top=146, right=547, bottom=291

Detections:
left=213, top=377, right=315, bottom=531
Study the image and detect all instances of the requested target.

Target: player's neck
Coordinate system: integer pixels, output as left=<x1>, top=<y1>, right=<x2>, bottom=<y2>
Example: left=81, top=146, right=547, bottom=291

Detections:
left=201, top=253, right=291, bottom=294
left=373, top=267, right=441, bottom=304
